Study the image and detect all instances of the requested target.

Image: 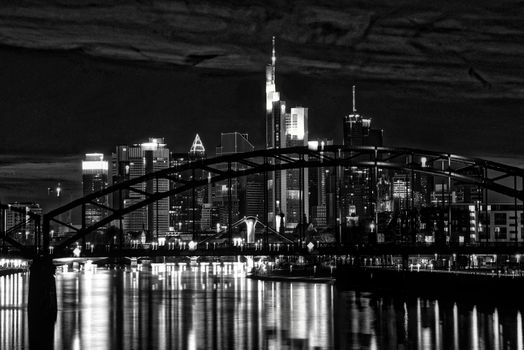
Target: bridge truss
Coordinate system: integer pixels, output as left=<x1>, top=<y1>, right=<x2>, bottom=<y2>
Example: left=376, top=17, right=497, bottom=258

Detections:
left=3, top=145, right=524, bottom=256
left=0, top=203, right=41, bottom=254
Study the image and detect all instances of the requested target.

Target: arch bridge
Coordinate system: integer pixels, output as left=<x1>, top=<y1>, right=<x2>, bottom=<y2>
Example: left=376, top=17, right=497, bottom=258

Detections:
left=37, top=146, right=524, bottom=255
left=2, top=145, right=524, bottom=258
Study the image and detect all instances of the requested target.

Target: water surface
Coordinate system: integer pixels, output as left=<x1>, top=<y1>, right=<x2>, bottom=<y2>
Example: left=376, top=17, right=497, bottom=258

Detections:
left=1, top=264, right=523, bottom=349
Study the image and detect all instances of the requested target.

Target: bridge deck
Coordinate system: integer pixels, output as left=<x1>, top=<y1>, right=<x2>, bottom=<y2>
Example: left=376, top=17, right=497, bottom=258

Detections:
left=33, top=242, right=524, bottom=258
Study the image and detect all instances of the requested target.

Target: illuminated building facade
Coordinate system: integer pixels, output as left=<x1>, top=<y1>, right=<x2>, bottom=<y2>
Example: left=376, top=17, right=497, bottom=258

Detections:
left=341, top=87, right=384, bottom=236
left=112, top=138, right=170, bottom=240
left=308, top=139, right=333, bottom=227
left=240, top=174, right=265, bottom=219
left=82, top=153, right=109, bottom=226
left=483, top=204, right=523, bottom=242
left=169, top=135, right=212, bottom=237
left=265, top=37, right=309, bottom=231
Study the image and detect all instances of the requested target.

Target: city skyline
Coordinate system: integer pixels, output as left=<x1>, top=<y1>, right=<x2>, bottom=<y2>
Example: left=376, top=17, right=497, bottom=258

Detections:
left=1, top=2, right=524, bottom=211
left=2, top=4, right=524, bottom=350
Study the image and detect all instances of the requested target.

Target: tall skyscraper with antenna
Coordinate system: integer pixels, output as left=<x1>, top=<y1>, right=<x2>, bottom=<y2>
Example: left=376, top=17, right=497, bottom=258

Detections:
left=343, top=86, right=383, bottom=147
left=265, top=36, right=281, bottom=150
left=265, top=37, right=309, bottom=231
left=341, top=86, right=384, bottom=240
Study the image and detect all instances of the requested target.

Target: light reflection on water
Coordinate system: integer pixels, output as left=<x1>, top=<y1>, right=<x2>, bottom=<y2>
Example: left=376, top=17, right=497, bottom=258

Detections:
left=1, top=265, right=524, bottom=349
left=54, top=263, right=334, bottom=350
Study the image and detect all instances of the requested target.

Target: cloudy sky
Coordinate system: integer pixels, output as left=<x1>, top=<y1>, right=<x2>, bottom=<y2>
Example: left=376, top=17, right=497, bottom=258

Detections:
left=0, top=0, right=523, bottom=210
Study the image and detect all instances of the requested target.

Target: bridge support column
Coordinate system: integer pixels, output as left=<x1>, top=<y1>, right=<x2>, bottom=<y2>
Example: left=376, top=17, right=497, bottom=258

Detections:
left=28, top=255, right=57, bottom=349
left=401, top=253, right=409, bottom=271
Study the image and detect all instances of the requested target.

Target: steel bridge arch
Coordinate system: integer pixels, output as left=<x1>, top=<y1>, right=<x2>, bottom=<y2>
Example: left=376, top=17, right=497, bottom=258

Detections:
left=0, top=203, right=41, bottom=253
left=42, top=145, right=524, bottom=253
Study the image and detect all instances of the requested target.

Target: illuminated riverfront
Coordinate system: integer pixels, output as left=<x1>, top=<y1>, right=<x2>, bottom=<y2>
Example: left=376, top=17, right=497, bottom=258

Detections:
left=1, top=2, right=524, bottom=349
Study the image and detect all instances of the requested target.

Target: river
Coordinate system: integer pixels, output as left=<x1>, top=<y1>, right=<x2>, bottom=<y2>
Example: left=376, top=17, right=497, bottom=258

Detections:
left=0, top=262, right=523, bottom=349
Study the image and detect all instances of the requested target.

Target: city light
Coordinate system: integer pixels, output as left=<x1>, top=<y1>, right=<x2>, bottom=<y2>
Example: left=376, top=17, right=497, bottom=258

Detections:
left=1, top=29, right=523, bottom=350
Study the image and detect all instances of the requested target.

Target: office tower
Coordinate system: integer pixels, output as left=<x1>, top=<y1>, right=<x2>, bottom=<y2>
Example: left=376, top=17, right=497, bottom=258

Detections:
left=169, top=135, right=210, bottom=237
left=283, top=107, right=309, bottom=228
left=169, top=152, right=192, bottom=234
left=343, top=86, right=383, bottom=147
left=199, top=203, right=219, bottom=231
left=112, top=138, right=170, bottom=241
left=392, top=173, right=410, bottom=210
left=189, top=134, right=210, bottom=235
left=341, top=86, right=384, bottom=227
left=82, top=153, right=109, bottom=226
left=240, top=174, right=265, bottom=219
left=451, top=166, right=482, bottom=204
left=214, top=132, right=255, bottom=226
left=266, top=36, right=280, bottom=150
left=309, top=139, right=333, bottom=227
left=265, top=37, right=309, bottom=232
left=265, top=36, right=281, bottom=227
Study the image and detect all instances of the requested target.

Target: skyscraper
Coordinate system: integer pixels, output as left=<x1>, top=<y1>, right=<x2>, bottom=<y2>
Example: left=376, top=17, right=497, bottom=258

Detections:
left=341, top=86, right=384, bottom=241
left=215, top=132, right=255, bottom=225
left=282, top=107, right=309, bottom=229
left=82, top=153, right=109, bottom=226
left=112, top=138, right=170, bottom=240
left=266, top=36, right=280, bottom=150
left=169, top=134, right=210, bottom=238
left=343, top=86, right=383, bottom=147
left=308, top=139, right=333, bottom=227
left=265, top=37, right=309, bottom=232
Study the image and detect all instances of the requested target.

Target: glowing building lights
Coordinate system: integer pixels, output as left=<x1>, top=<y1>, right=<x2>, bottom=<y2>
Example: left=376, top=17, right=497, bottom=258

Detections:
left=82, top=153, right=108, bottom=171
left=265, top=37, right=309, bottom=228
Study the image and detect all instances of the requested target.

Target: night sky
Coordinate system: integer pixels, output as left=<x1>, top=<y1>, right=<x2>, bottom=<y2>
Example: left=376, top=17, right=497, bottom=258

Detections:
left=0, top=0, right=523, bottom=211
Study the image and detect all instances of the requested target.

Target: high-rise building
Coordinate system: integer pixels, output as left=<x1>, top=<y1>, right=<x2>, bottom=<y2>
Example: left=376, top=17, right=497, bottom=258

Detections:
left=265, top=37, right=309, bottom=231
left=215, top=132, right=255, bottom=226
left=240, top=174, right=265, bottom=219
left=112, top=138, right=170, bottom=240
left=82, top=153, right=109, bottom=226
left=169, top=135, right=211, bottom=238
left=308, top=139, right=333, bottom=227
left=341, top=86, right=384, bottom=227
left=343, top=86, right=383, bottom=147
left=169, top=152, right=192, bottom=234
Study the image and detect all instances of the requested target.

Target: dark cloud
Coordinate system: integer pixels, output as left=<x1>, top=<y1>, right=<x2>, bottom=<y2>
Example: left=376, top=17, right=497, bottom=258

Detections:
left=0, top=1, right=523, bottom=211
left=0, top=0, right=522, bottom=99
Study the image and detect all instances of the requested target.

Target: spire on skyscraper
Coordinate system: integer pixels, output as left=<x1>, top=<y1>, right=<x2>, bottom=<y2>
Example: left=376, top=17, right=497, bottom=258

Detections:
left=266, top=36, right=280, bottom=113
left=272, top=36, right=276, bottom=68
left=189, top=133, right=205, bottom=156
left=352, top=85, right=357, bottom=113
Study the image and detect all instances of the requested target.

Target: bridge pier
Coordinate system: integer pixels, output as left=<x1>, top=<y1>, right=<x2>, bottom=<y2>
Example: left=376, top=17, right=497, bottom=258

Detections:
left=28, top=255, right=57, bottom=350
left=401, top=253, right=410, bottom=270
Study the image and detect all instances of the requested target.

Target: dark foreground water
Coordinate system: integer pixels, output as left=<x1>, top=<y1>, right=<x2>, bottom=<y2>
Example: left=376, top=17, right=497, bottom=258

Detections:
left=1, top=263, right=524, bottom=349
